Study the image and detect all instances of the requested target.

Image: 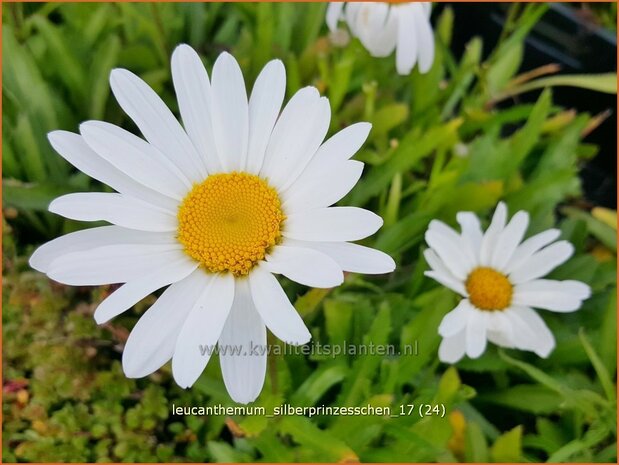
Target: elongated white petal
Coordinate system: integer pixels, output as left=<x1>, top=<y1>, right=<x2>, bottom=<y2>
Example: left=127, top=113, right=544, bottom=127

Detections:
left=425, top=271, right=467, bottom=296
left=47, top=244, right=184, bottom=286
left=412, top=2, right=435, bottom=73
left=508, top=306, right=555, bottom=357
left=356, top=4, right=398, bottom=57
left=486, top=311, right=514, bottom=348
left=491, top=211, right=529, bottom=271
left=47, top=131, right=178, bottom=211
left=504, top=229, right=561, bottom=273
left=423, top=248, right=466, bottom=295
left=80, top=121, right=189, bottom=200
left=465, top=310, right=488, bottom=358
left=438, top=329, right=466, bottom=364
left=246, top=59, right=286, bottom=174
left=509, top=241, right=574, bottom=284
left=438, top=300, right=473, bottom=338
left=479, top=202, right=507, bottom=266
left=456, top=212, right=483, bottom=263
left=29, top=226, right=175, bottom=274
left=425, top=221, right=473, bottom=280
left=210, top=52, right=249, bottom=172
left=395, top=5, right=418, bottom=75
left=261, top=87, right=330, bottom=190
left=513, top=279, right=590, bottom=312
left=109, top=68, right=206, bottom=182
left=428, top=220, right=476, bottom=271
left=122, top=270, right=208, bottom=378
left=219, top=279, right=267, bottom=404
left=173, top=273, right=235, bottom=388
left=311, top=122, right=372, bottom=164
left=283, top=160, right=364, bottom=211
left=248, top=266, right=311, bottom=345
left=94, top=255, right=198, bottom=324
left=171, top=44, right=220, bottom=173
left=49, top=193, right=177, bottom=232
left=287, top=240, right=395, bottom=274
left=284, top=207, right=383, bottom=242
left=326, top=2, right=345, bottom=31
left=265, top=245, right=343, bottom=288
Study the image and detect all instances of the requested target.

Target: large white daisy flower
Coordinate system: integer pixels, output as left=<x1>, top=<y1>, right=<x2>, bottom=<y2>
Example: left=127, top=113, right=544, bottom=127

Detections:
left=29, top=44, right=395, bottom=404
left=326, top=2, right=435, bottom=75
left=424, top=202, right=591, bottom=363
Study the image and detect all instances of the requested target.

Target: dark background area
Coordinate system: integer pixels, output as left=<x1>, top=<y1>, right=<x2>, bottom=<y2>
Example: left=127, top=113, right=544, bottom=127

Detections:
left=444, top=2, right=617, bottom=208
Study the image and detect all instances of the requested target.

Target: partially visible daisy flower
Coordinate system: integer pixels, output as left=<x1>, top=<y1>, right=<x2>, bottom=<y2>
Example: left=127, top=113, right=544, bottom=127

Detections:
left=326, top=2, right=435, bottom=75
left=424, top=202, right=591, bottom=363
left=30, top=44, right=395, bottom=404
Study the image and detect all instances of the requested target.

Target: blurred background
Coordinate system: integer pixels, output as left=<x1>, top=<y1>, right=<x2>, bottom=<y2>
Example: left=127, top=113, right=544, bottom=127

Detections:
left=2, top=2, right=617, bottom=462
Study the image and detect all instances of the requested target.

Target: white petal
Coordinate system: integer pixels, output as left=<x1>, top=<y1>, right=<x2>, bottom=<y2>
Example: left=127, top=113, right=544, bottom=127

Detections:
left=286, top=240, right=395, bottom=274
left=326, top=2, right=345, bottom=31
left=425, top=221, right=473, bottom=280
left=438, top=329, right=466, bottom=364
left=438, top=300, right=473, bottom=337
left=47, top=243, right=184, bottom=286
left=80, top=121, right=189, bottom=200
left=284, top=207, right=383, bottom=242
left=219, top=279, right=267, bottom=404
left=456, top=212, right=483, bottom=263
left=411, top=2, right=435, bottom=73
left=504, top=229, right=562, bottom=273
left=423, top=249, right=466, bottom=295
left=261, top=87, right=330, bottom=190
left=210, top=52, right=249, bottom=172
left=122, top=269, right=209, bottom=378
left=513, top=279, right=591, bottom=312
left=395, top=5, right=418, bottom=75
left=479, top=202, right=507, bottom=266
left=246, top=59, right=286, bottom=174
left=248, top=266, right=311, bottom=345
left=508, top=306, right=555, bottom=357
left=172, top=273, right=235, bottom=388
left=465, top=309, right=488, bottom=358
left=283, top=160, right=364, bottom=211
left=491, top=211, right=529, bottom=271
left=29, top=226, right=175, bottom=273
left=485, top=311, right=514, bottom=348
left=94, top=255, right=198, bottom=324
left=109, top=68, right=206, bottom=182
left=508, top=241, right=574, bottom=284
left=47, top=131, right=178, bottom=211
left=171, top=44, right=220, bottom=173
left=49, top=193, right=176, bottom=232
left=265, top=245, right=343, bottom=288
left=311, top=122, right=372, bottom=164
left=355, top=4, right=398, bottom=57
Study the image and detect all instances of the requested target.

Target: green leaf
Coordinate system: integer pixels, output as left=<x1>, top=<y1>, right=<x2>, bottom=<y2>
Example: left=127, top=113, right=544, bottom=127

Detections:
left=277, top=415, right=358, bottom=462
left=490, top=426, right=522, bottom=462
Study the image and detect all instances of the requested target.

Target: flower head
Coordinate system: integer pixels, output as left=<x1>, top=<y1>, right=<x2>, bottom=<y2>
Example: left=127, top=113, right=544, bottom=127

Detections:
left=326, top=2, right=435, bottom=75
left=424, top=202, right=591, bottom=363
left=30, top=44, right=395, bottom=403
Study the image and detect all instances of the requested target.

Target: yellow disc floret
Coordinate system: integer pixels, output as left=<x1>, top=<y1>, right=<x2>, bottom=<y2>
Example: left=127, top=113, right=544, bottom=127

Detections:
left=177, top=172, right=285, bottom=276
left=465, top=267, right=513, bottom=311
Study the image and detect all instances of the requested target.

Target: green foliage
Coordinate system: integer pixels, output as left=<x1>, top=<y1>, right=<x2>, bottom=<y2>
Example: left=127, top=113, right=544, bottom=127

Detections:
left=2, top=2, right=616, bottom=463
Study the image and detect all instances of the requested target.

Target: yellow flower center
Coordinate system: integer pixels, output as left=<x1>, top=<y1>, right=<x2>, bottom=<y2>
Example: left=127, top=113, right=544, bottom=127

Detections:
left=465, top=267, right=513, bottom=311
left=177, top=172, right=285, bottom=276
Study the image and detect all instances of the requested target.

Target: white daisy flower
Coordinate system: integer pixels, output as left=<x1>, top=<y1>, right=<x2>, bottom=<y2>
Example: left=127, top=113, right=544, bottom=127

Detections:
left=424, top=202, right=591, bottom=363
left=326, top=2, right=435, bottom=75
left=29, top=44, right=395, bottom=404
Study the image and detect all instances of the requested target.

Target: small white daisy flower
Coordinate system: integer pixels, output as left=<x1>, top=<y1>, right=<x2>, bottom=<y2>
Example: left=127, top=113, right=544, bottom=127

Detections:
left=326, top=2, right=435, bottom=75
left=424, top=202, right=591, bottom=363
left=30, top=45, right=395, bottom=404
